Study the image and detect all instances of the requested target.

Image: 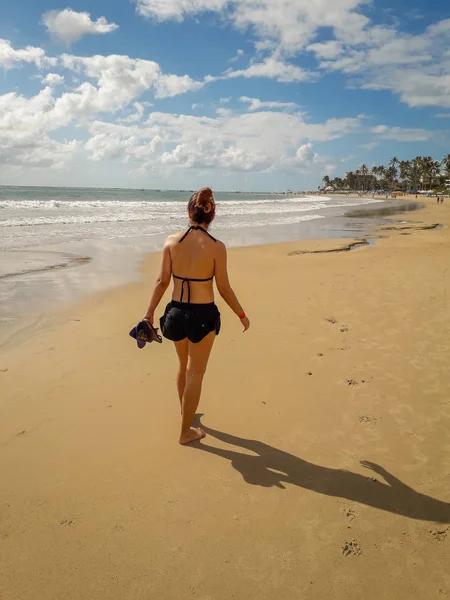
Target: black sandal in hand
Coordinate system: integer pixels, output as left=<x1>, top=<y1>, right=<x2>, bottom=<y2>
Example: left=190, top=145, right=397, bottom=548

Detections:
left=129, top=319, right=162, bottom=348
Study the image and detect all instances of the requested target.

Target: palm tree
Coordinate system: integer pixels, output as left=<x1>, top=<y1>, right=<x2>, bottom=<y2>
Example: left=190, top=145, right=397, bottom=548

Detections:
left=430, top=160, right=441, bottom=190
left=389, top=156, right=399, bottom=175
left=359, top=164, right=369, bottom=190
left=411, top=157, right=422, bottom=190
left=322, top=175, right=331, bottom=188
left=387, top=166, right=397, bottom=190
left=345, top=171, right=357, bottom=190
left=359, top=164, right=369, bottom=176
left=419, top=156, right=434, bottom=190
left=442, top=153, right=450, bottom=177
left=399, top=160, right=411, bottom=191
left=386, top=157, right=399, bottom=189
left=370, top=166, right=379, bottom=190
left=378, top=165, right=387, bottom=188
left=318, top=153, right=450, bottom=192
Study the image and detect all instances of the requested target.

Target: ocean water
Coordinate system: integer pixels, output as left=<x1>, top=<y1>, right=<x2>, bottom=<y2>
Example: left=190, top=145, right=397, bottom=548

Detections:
left=0, top=186, right=384, bottom=253
left=0, top=185, right=397, bottom=346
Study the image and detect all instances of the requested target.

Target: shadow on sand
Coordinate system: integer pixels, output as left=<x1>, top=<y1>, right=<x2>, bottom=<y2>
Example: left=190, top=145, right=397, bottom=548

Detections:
left=192, top=416, right=450, bottom=523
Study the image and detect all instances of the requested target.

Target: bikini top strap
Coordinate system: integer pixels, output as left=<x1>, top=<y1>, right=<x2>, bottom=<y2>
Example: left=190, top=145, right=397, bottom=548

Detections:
left=173, top=275, right=214, bottom=282
left=179, top=227, right=193, bottom=243
left=196, top=226, right=217, bottom=243
left=178, top=226, right=217, bottom=244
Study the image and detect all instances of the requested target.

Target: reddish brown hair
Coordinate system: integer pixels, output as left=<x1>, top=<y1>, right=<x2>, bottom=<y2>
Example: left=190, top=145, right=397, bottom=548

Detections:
left=188, top=187, right=216, bottom=225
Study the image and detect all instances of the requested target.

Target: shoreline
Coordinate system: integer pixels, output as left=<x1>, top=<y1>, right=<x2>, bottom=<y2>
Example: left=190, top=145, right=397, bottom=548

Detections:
left=0, top=198, right=422, bottom=350
left=1, top=200, right=450, bottom=599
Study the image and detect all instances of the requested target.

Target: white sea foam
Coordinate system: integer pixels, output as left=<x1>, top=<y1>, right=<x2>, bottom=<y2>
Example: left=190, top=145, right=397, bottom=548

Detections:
left=0, top=196, right=328, bottom=211
left=0, top=187, right=387, bottom=252
left=0, top=197, right=332, bottom=229
left=1, top=211, right=326, bottom=229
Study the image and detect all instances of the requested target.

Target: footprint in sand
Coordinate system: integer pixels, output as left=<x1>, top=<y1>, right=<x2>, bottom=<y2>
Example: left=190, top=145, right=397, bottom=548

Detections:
left=342, top=540, right=362, bottom=557
left=60, top=519, right=75, bottom=526
left=341, top=506, right=357, bottom=522
left=326, top=317, right=338, bottom=324
left=430, top=527, right=449, bottom=542
left=359, top=415, right=381, bottom=424
left=16, top=431, right=26, bottom=436
left=346, top=378, right=371, bottom=387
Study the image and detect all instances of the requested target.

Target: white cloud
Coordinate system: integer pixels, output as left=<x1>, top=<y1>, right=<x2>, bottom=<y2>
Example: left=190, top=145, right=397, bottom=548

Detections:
left=0, top=88, right=78, bottom=168
left=0, top=49, right=204, bottom=170
left=318, top=18, right=450, bottom=109
left=364, top=72, right=450, bottom=109
left=82, top=109, right=364, bottom=173
left=215, top=107, right=233, bottom=117
left=42, top=9, right=118, bottom=45
left=134, top=0, right=367, bottom=53
left=224, top=56, right=311, bottom=83
left=307, top=41, right=344, bottom=60
left=366, top=37, right=431, bottom=66
left=134, top=1, right=450, bottom=109
left=295, top=143, right=315, bottom=164
left=155, top=74, right=203, bottom=98
left=134, top=0, right=227, bottom=21
left=360, top=141, right=379, bottom=150
left=2, top=9, right=442, bottom=180
left=318, top=51, right=366, bottom=75
left=119, top=102, right=148, bottom=123
left=42, top=73, right=65, bottom=86
left=229, top=48, right=245, bottom=62
left=240, top=96, right=298, bottom=111
left=85, top=132, right=162, bottom=162
left=0, top=39, right=46, bottom=69
left=371, top=125, right=433, bottom=142
left=55, top=53, right=203, bottom=119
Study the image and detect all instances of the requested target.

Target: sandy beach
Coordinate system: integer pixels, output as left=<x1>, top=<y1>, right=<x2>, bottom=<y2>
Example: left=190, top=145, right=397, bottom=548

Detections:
left=1, top=201, right=450, bottom=599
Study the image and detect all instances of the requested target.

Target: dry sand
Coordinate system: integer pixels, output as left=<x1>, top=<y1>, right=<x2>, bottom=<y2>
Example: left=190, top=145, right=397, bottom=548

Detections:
left=1, top=202, right=450, bottom=599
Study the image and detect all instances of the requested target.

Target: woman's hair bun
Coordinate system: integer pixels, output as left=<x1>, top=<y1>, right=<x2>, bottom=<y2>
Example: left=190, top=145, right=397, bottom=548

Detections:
left=188, top=187, right=215, bottom=224
left=196, top=187, right=214, bottom=213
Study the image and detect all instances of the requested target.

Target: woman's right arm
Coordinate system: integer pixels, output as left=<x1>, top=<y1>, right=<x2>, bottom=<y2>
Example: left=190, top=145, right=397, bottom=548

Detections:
left=215, top=242, right=250, bottom=332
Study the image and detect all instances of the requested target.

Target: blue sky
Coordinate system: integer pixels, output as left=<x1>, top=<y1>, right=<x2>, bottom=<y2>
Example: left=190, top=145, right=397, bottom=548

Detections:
left=0, top=0, right=449, bottom=191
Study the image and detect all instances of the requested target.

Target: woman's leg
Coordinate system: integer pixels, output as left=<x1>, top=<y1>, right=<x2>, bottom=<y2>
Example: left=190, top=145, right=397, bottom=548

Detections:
left=179, top=331, right=216, bottom=445
left=174, top=338, right=189, bottom=408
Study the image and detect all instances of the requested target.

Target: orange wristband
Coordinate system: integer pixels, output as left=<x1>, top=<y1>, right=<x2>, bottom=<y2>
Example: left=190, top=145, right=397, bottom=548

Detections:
left=238, top=312, right=246, bottom=319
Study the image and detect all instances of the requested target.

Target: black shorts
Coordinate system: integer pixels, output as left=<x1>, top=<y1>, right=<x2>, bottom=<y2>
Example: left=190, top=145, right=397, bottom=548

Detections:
left=160, top=301, right=221, bottom=343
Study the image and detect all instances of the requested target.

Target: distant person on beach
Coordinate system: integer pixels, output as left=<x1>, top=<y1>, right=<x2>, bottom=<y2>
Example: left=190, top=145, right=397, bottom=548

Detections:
left=143, top=187, right=250, bottom=445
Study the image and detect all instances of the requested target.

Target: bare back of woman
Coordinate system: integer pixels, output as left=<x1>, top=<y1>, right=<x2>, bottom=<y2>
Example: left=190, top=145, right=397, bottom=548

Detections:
left=143, top=188, right=250, bottom=445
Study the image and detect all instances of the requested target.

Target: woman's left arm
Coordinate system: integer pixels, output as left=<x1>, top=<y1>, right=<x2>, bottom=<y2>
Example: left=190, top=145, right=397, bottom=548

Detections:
left=143, top=241, right=172, bottom=324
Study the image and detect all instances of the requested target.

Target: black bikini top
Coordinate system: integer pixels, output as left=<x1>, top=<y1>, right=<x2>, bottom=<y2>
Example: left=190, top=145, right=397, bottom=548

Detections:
left=173, top=226, right=217, bottom=303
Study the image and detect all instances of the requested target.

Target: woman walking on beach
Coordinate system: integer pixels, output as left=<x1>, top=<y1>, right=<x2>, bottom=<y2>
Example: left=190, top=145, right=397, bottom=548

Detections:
left=143, top=188, right=250, bottom=445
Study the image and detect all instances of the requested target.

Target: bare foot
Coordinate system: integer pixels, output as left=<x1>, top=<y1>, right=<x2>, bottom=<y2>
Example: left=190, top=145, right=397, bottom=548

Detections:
left=179, top=427, right=206, bottom=445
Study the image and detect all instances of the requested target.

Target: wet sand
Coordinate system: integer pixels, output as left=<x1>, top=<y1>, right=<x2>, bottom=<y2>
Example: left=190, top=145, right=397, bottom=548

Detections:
left=0, top=197, right=419, bottom=350
left=1, top=201, right=450, bottom=599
